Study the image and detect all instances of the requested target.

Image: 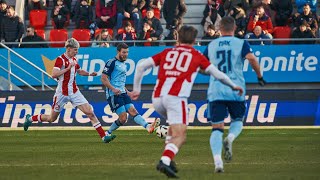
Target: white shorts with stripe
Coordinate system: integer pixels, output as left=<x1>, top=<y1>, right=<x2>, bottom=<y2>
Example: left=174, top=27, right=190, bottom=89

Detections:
left=52, top=90, right=88, bottom=112
left=152, top=95, right=189, bottom=125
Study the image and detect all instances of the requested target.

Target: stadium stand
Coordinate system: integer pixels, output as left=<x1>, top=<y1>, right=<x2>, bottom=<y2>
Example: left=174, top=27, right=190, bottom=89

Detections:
left=72, top=29, right=91, bottom=47
left=29, top=10, right=47, bottom=29
left=49, top=29, right=68, bottom=47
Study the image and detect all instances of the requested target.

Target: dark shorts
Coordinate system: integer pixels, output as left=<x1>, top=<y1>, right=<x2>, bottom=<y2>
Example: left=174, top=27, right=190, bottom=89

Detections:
left=107, top=93, right=132, bottom=113
left=207, top=100, right=246, bottom=124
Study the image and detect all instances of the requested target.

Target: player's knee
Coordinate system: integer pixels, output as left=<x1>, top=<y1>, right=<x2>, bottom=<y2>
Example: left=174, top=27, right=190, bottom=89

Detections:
left=85, top=111, right=95, bottom=118
left=118, top=114, right=127, bottom=124
left=212, top=123, right=224, bottom=130
left=49, top=116, right=58, bottom=122
left=127, top=107, right=138, bottom=116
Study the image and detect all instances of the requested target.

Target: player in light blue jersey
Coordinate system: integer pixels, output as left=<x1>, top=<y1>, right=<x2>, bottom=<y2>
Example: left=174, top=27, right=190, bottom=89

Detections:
left=100, top=43, right=160, bottom=143
left=203, top=16, right=266, bottom=173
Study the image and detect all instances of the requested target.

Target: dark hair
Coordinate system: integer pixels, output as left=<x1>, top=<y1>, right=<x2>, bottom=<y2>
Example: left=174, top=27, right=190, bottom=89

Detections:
left=124, top=21, right=132, bottom=28
left=178, top=26, right=198, bottom=44
left=27, top=25, right=35, bottom=30
left=219, top=16, right=236, bottom=32
left=117, top=43, right=128, bottom=51
left=207, top=24, right=215, bottom=30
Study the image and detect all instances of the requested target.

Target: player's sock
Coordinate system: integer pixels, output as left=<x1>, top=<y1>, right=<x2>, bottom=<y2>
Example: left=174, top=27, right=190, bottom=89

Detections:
left=92, top=122, right=106, bottom=139
left=31, top=114, right=42, bottom=122
left=165, top=135, right=172, bottom=144
left=160, top=143, right=179, bottom=166
left=107, top=119, right=123, bottom=134
left=133, top=114, right=149, bottom=129
left=227, top=121, right=243, bottom=143
left=210, top=128, right=223, bottom=165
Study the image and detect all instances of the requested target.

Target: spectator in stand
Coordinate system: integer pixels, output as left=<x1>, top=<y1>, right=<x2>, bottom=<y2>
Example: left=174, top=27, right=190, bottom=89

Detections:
left=92, top=29, right=113, bottom=47
left=249, top=0, right=272, bottom=17
left=295, top=0, right=317, bottom=14
left=94, top=0, right=117, bottom=29
left=164, top=26, right=178, bottom=46
left=139, top=8, right=163, bottom=36
left=291, top=21, right=315, bottom=44
left=224, top=0, right=249, bottom=14
left=0, top=6, right=24, bottom=48
left=246, top=4, right=273, bottom=39
left=116, top=0, right=145, bottom=33
left=116, top=21, right=137, bottom=46
left=138, top=20, right=159, bottom=46
left=0, top=0, right=8, bottom=37
left=293, top=3, right=318, bottom=37
left=201, top=0, right=222, bottom=34
left=73, top=0, right=93, bottom=29
left=27, top=0, right=46, bottom=10
left=148, top=0, right=162, bottom=11
left=247, top=26, right=271, bottom=45
left=228, top=6, right=246, bottom=39
left=201, top=24, right=220, bottom=46
left=51, top=0, right=70, bottom=29
left=53, top=0, right=71, bottom=11
left=270, top=0, right=292, bottom=26
left=20, top=26, right=48, bottom=48
left=163, top=0, right=187, bottom=30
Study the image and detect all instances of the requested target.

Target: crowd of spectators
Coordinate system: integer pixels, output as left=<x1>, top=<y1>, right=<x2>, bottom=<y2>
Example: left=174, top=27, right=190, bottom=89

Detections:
left=0, top=0, right=319, bottom=48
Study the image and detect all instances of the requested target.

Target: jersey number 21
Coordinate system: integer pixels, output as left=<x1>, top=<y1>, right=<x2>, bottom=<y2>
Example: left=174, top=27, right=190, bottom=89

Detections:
left=217, top=50, right=232, bottom=73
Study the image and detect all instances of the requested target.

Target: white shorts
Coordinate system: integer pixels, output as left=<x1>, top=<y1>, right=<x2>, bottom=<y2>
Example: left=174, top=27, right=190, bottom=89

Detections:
left=152, top=95, right=189, bottom=125
left=52, top=90, right=88, bottom=112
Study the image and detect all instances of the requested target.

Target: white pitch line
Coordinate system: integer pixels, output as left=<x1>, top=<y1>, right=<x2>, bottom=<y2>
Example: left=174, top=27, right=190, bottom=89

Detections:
left=0, top=161, right=319, bottom=167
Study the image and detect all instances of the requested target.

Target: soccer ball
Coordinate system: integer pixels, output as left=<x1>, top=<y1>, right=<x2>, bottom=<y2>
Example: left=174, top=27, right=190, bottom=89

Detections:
left=156, top=125, right=168, bottom=139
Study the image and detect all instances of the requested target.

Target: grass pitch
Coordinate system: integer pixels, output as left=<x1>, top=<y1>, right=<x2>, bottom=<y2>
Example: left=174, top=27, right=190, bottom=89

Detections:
left=0, top=129, right=319, bottom=180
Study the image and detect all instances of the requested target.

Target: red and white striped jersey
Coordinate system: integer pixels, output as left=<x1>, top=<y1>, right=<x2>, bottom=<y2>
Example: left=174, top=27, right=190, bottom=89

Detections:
left=53, top=53, right=80, bottom=96
left=152, top=45, right=211, bottom=98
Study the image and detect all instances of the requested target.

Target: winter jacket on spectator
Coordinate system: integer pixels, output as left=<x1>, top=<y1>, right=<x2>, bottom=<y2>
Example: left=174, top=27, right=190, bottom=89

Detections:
left=140, top=8, right=163, bottom=37
left=270, top=0, right=292, bottom=26
left=294, top=12, right=318, bottom=36
left=74, top=0, right=93, bottom=28
left=95, top=0, right=117, bottom=29
left=27, top=0, right=46, bottom=11
left=0, top=16, right=24, bottom=42
left=117, top=0, right=145, bottom=16
left=20, top=33, right=48, bottom=48
left=163, top=0, right=187, bottom=29
left=229, top=6, right=246, bottom=38
left=51, top=5, right=69, bottom=29
left=201, top=3, right=222, bottom=32
left=223, top=0, right=249, bottom=13
left=291, top=28, right=315, bottom=44
left=247, top=13, right=273, bottom=34
left=247, top=32, right=271, bottom=45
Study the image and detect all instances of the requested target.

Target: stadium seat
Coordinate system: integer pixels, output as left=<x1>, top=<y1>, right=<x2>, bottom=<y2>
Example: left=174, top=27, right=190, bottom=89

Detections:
left=95, top=28, right=113, bottom=38
left=273, top=26, right=292, bottom=44
left=141, top=8, right=161, bottom=19
left=49, top=29, right=68, bottom=48
left=72, top=29, right=91, bottom=47
left=35, top=29, right=45, bottom=40
left=29, top=10, right=47, bottom=29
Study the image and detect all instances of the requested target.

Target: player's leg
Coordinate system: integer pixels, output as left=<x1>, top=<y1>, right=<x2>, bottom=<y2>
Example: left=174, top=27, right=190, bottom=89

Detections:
left=224, top=101, right=246, bottom=162
left=73, top=91, right=114, bottom=143
left=124, top=93, right=160, bottom=133
left=156, top=96, right=188, bottom=178
left=105, top=95, right=127, bottom=136
left=24, top=94, right=65, bottom=131
left=207, top=101, right=227, bottom=173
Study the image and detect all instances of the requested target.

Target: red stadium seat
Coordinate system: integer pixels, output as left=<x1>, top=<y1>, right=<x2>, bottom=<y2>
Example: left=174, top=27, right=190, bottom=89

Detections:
left=29, top=10, right=47, bottom=29
left=49, top=29, right=68, bottom=48
left=72, top=29, right=91, bottom=47
left=35, top=29, right=45, bottom=40
left=95, top=28, right=113, bottom=38
left=273, top=26, right=292, bottom=44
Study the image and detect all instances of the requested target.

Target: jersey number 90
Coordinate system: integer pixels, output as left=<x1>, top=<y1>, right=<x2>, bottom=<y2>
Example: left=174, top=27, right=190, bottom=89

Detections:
left=164, top=51, right=192, bottom=72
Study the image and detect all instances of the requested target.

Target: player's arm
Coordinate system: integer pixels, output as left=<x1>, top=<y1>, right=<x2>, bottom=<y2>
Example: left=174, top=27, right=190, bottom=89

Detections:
left=205, top=64, right=243, bottom=95
left=52, top=62, right=74, bottom=78
left=77, top=69, right=97, bottom=76
left=246, top=53, right=266, bottom=86
left=130, top=58, right=155, bottom=100
left=101, top=73, right=121, bottom=95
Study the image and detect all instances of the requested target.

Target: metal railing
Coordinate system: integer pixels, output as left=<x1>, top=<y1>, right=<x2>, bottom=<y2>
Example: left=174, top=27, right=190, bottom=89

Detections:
left=0, top=43, right=56, bottom=91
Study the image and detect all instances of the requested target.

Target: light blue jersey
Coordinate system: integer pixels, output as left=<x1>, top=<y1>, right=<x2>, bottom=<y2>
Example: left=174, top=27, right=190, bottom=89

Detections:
left=102, top=58, right=127, bottom=99
left=204, top=36, right=252, bottom=101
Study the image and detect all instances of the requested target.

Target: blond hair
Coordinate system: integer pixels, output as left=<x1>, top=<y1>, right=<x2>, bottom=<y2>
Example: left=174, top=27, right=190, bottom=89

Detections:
left=65, top=38, right=80, bottom=48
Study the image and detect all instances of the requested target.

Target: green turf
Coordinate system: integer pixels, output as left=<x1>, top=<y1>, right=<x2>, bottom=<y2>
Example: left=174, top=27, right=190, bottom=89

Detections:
left=0, top=129, right=319, bottom=180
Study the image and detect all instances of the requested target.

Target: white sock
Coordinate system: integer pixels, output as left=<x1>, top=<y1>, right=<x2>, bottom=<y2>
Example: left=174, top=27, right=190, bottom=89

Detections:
left=214, top=155, right=223, bottom=167
left=161, top=156, right=171, bottom=166
left=227, top=134, right=235, bottom=143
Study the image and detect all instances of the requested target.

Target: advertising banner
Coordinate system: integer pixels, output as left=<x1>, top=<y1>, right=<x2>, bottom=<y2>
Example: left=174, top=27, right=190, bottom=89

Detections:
left=1, top=90, right=319, bottom=127
left=0, top=45, right=320, bottom=86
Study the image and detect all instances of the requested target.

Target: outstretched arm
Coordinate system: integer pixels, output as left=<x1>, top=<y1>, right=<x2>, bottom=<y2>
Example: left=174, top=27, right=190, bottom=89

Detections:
left=77, top=69, right=97, bottom=76
left=131, top=58, right=155, bottom=100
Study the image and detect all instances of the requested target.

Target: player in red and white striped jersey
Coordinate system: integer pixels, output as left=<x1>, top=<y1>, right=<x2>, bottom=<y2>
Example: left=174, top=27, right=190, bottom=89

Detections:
left=130, top=26, right=243, bottom=178
left=23, top=38, right=115, bottom=143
